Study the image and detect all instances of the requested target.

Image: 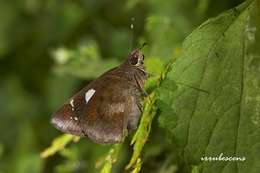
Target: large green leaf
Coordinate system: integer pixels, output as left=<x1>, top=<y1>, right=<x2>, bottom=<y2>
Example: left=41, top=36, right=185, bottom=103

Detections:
left=158, top=0, right=260, bottom=172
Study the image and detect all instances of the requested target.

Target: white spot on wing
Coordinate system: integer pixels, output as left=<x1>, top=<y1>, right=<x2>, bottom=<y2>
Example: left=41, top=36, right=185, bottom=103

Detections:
left=73, top=117, right=78, bottom=121
left=70, top=99, right=75, bottom=111
left=85, top=89, right=96, bottom=104
left=70, top=99, right=74, bottom=107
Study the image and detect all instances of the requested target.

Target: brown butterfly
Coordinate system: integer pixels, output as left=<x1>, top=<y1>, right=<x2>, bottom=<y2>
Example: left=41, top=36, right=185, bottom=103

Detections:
left=51, top=48, right=147, bottom=144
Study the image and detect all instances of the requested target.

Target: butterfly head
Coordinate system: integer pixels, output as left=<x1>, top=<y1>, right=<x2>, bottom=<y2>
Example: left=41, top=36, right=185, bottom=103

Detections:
left=127, top=49, right=145, bottom=68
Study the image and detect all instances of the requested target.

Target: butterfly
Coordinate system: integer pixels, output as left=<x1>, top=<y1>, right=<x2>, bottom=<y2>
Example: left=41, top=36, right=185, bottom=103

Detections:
left=51, top=48, right=147, bottom=144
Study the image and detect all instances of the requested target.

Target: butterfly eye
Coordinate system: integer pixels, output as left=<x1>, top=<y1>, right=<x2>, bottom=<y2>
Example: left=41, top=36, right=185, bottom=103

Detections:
left=130, top=56, right=139, bottom=65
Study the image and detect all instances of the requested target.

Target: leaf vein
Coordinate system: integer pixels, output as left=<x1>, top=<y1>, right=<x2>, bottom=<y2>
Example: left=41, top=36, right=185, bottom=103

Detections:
left=182, top=10, right=243, bottom=163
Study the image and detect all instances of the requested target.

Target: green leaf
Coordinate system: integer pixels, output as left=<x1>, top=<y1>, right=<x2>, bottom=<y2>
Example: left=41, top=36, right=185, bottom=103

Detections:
left=40, top=134, right=80, bottom=158
left=158, top=0, right=260, bottom=172
left=157, top=78, right=178, bottom=131
left=126, top=92, right=157, bottom=171
left=99, top=144, right=122, bottom=173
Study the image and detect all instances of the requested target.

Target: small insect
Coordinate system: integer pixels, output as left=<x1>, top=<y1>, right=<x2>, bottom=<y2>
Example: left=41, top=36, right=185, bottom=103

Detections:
left=51, top=48, right=147, bottom=144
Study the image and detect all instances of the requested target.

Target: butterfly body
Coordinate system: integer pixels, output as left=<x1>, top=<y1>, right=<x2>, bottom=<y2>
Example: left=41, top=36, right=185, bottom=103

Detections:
left=51, top=49, right=146, bottom=144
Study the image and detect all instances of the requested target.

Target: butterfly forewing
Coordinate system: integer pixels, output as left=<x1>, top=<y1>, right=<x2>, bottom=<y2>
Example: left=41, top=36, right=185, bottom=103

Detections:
left=51, top=68, right=137, bottom=144
left=51, top=49, right=147, bottom=144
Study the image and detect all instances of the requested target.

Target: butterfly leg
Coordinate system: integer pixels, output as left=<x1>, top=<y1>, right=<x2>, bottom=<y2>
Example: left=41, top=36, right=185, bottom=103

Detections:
left=134, top=74, right=148, bottom=97
left=134, top=74, right=153, bottom=104
left=137, top=102, right=143, bottom=113
left=81, top=129, right=88, bottom=137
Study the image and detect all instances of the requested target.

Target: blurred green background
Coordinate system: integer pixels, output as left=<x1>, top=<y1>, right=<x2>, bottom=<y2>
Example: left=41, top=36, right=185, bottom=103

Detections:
left=0, top=0, right=244, bottom=173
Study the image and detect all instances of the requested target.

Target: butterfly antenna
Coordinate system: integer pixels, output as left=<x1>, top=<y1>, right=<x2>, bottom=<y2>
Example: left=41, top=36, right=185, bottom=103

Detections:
left=129, top=17, right=135, bottom=51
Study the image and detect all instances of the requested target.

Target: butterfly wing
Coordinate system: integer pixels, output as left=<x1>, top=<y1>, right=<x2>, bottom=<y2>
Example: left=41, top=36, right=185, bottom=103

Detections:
left=51, top=70, right=139, bottom=144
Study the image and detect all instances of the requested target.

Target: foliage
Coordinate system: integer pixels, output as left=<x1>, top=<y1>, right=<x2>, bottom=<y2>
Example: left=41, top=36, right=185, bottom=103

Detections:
left=52, top=41, right=119, bottom=79
left=158, top=0, right=260, bottom=173
left=0, top=0, right=258, bottom=173
left=40, top=135, right=80, bottom=158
